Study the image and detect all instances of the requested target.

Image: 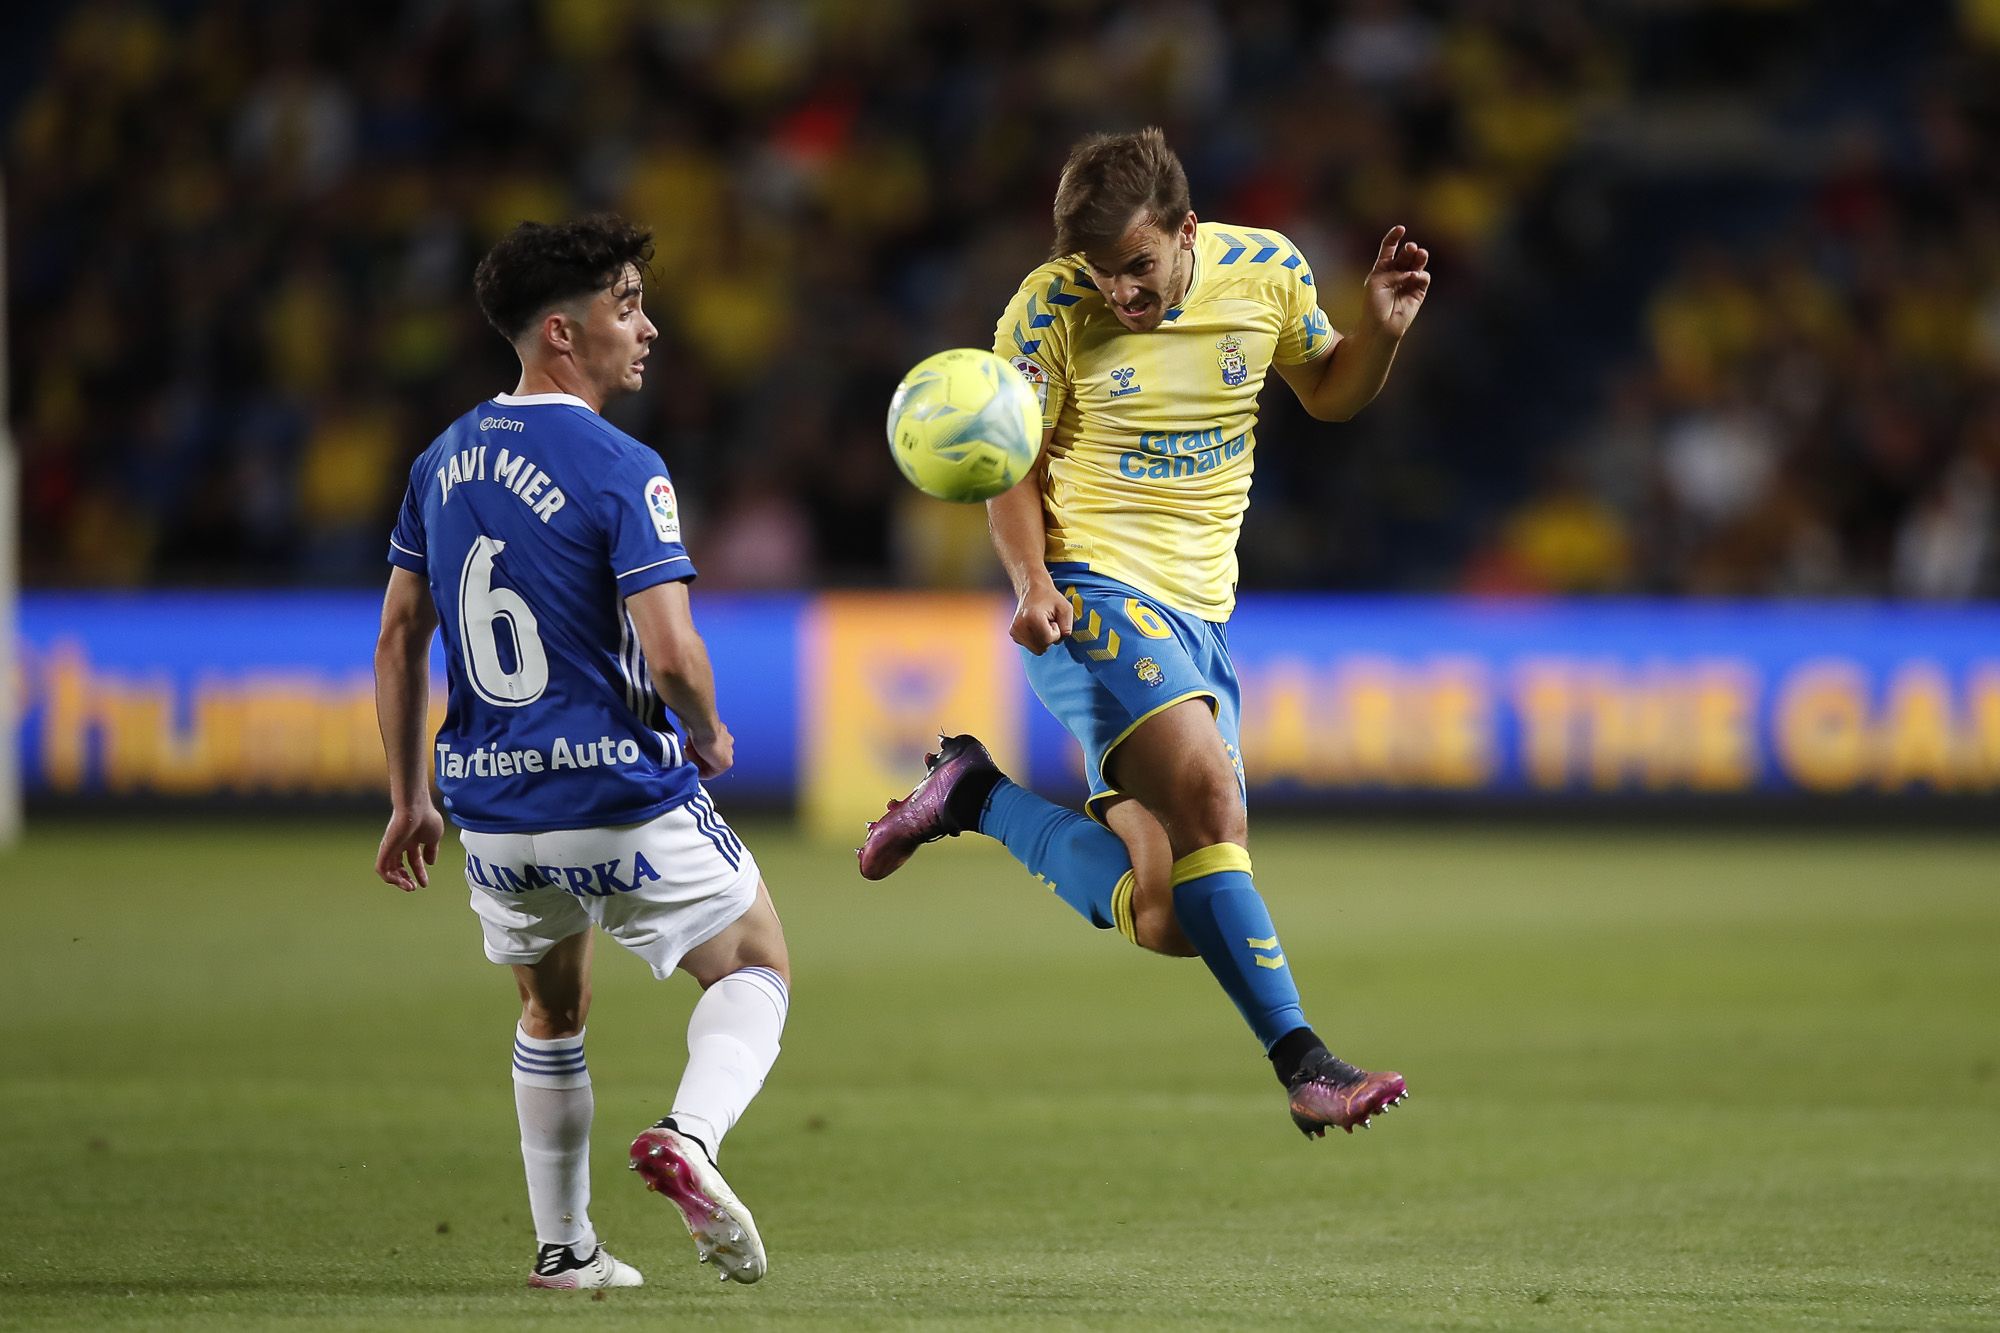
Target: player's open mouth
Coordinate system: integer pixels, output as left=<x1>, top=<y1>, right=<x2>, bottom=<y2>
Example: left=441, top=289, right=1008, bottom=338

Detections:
left=1118, top=302, right=1151, bottom=319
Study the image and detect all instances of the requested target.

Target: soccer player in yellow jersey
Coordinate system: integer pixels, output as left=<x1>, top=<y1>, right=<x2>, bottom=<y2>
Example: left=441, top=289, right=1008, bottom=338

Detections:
left=861, top=128, right=1430, bottom=1139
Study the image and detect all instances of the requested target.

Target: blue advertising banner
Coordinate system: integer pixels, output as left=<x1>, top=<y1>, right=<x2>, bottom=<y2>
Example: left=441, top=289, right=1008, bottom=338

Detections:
left=1119, top=599, right=2000, bottom=801
left=16, top=593, right=802, bottom=803
left=17, top=593, right=2000, bottom=808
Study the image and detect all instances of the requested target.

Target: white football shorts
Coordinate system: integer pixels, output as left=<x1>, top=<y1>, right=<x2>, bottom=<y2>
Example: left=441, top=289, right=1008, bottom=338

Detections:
left=458, top=787, right=759, bottom=979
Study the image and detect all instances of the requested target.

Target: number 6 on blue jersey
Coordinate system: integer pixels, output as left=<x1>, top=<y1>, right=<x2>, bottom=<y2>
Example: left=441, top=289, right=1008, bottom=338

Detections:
left=459, top=535, right=549, bottom=706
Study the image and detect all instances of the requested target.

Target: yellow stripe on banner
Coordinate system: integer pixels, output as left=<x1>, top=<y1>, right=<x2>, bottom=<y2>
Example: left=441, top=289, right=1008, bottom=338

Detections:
left=1170, top=842, right=1254, bottom=886
left=1111, top=870, right=1138, bottom=943
left=1253, top=953, right=1287, bottom=970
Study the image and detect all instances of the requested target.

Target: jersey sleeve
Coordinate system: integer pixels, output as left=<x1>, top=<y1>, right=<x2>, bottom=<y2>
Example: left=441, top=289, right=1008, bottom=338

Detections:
left=1271, top=238, right=1336, bottom=368
left=992, top=264, right=1084, bottom=430
left=601, top=447, right=698, bottom=597
left=386, top=464, right=427, bottom=575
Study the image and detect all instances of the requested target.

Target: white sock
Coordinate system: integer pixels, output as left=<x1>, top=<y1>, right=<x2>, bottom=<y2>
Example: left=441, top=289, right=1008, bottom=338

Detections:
left=512, top=1026, right=595, bottom=1257
left=669, top=966, right=789, bottom=1159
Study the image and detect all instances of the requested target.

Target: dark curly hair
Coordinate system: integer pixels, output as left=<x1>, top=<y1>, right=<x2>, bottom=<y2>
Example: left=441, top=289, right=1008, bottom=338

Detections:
left=1051, top=127, right=1191, bottom=258
left=474, top=214, right=655, bottom=343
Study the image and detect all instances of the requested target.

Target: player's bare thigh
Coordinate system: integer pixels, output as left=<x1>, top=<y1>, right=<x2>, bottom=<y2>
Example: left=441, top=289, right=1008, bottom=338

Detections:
left=678, top=879, right=789, bottom=988
left=1105, top=696, right=1248, bottom=858
left=1098, top=795, right=1197, bottom=957
left=514, top=929, right=595, bottom=1039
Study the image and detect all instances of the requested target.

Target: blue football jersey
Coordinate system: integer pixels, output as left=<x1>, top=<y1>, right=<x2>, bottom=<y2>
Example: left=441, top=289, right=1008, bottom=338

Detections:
left=387, top=391, right=700, bottom=832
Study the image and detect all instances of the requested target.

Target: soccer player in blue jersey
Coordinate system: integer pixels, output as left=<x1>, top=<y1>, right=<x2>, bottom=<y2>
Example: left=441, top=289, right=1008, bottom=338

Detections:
left=862, top=129, right=1428, bottom=1139
left=373, top=216, right=789, bottom=1290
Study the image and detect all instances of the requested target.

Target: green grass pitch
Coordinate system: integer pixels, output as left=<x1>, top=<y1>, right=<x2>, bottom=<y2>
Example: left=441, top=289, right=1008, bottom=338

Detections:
left=4, top=817, right=1997, bottom=1329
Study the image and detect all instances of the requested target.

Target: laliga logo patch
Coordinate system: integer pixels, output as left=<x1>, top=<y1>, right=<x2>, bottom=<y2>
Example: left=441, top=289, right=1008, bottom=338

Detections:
left=1134, top=657, right=1164, bottom=688
left=1217, top=335, right=1248, bottom=388
left=1011, top=356, right=1050, bottom=409
left=645, top=476, right=680, bottom=542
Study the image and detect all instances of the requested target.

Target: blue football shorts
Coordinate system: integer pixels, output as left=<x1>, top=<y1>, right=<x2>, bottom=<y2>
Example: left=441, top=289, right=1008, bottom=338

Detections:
left=1022, top=565, right=1245, bottom=825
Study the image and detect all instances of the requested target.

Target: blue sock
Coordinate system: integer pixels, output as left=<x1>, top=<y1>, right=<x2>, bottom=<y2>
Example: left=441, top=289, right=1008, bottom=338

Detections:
left=1170, top=845, right=1309, bottom=1051
left=978, top=779, right=1139, bottom=937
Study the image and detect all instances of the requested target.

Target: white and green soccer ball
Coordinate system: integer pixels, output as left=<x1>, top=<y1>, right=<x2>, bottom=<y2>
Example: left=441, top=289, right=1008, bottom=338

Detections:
left=884, top=348, right=1043, bottom=503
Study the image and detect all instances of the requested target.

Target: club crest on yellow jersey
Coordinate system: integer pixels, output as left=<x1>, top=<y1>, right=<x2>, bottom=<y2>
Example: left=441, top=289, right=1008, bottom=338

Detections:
left=1217, top=335, right=1248, bottom=388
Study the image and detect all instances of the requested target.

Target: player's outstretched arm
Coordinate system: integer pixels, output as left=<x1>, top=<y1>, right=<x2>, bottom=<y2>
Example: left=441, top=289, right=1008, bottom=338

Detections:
left=986, top=440, right=1073, bottom=655
left=373, top=567, right=443, bottom=892
left=626, top=579, right=734, bottom=779
left=1278, top=225, right=1431, bottom=423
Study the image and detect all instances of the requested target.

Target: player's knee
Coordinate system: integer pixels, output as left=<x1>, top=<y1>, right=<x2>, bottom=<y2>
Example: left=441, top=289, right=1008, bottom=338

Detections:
left=1152, top=756, right=1240, bottom=840
left=703, top=954, right=789, bottom=990
left=1133, top=897, right=1200, bottom=957
left=520, top=996, right=586, bottom=1039
left=730, top=916, right=791, bottom=986
left=683, top=887, right=790, bottom=988
left=1127, top=865, right=1200, bottom=957
left=1165, top=778, right=1246, bottom=852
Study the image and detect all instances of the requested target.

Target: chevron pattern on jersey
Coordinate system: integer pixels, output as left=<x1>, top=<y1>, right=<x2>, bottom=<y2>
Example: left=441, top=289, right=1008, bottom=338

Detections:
left=1012, top=272, right=1094, bottom=356
left=1212, top=230, right=1312, bottom=284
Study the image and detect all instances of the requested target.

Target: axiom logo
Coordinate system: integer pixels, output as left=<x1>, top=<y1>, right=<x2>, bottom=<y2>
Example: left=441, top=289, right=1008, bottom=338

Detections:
left=479, top=416, right=526, bottom=433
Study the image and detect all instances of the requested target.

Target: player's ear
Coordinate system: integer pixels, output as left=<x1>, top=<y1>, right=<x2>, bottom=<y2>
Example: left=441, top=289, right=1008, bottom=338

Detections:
left=1178, top=211, right=1198, bottom=248
left=541, top=309, right=574, bottom=355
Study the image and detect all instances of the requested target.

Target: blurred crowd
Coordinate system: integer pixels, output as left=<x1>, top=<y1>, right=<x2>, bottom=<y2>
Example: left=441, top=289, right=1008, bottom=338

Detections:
left=5, top=0, right=1996, bottom=597
left=1478, top=21, right=2000, bottom=599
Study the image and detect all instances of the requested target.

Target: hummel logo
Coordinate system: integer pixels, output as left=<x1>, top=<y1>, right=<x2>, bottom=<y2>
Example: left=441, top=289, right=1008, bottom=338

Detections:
left=1247, top=934, right=1286, bottom=970
left=1110, top=366, right=1142, bottom=398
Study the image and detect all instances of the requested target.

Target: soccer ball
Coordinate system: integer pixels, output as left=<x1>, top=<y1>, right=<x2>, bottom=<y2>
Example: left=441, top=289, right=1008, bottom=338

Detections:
left=884, top=348, right=1043, bottom=503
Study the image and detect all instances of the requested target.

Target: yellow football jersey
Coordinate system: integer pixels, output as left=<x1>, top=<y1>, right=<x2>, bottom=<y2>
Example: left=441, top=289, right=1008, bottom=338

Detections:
left=992, top=222, right=1335, bottom=620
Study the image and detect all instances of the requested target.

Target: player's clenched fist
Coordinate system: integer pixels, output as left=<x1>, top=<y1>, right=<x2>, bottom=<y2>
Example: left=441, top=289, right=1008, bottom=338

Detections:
left=1011, top=580, right=1074, bottom=654
left=685, top=722, right=735, bottom=779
